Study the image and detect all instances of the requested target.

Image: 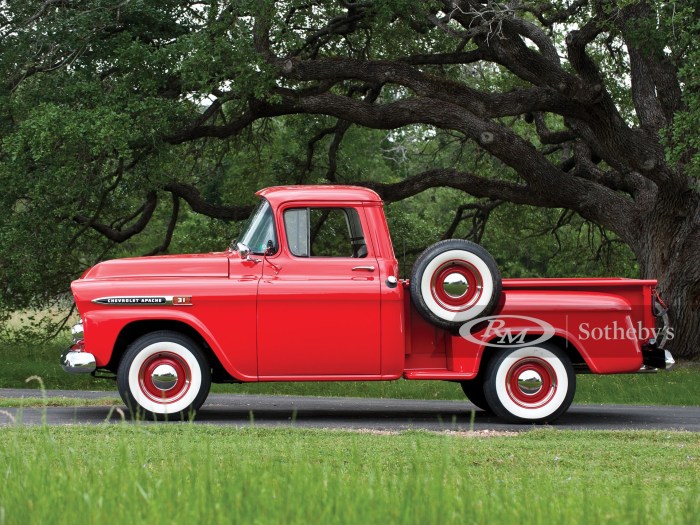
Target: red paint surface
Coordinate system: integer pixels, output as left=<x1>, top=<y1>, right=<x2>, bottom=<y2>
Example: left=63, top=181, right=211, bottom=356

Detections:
left=70, top=185, right=661, bottom=383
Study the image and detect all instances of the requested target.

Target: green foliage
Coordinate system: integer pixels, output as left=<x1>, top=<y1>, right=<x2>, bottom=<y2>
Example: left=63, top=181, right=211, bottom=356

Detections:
left=0, top=0, right=692, bottom=339
left=0, top=1, right=201, bottom=317
left=664, top=2, right=700, bottom=179
left=484, top=205, right=638, bottom=278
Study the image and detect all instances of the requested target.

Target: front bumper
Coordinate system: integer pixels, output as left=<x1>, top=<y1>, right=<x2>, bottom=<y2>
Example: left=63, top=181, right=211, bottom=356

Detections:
left=60, top=342, right=96, bottom=374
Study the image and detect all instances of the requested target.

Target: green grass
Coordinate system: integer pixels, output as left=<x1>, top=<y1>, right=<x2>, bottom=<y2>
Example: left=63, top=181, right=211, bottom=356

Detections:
left=0, top=338, right=113, bottom=391
left=2, top=338, right=699, bottom=406
left=0, top=425, right=698, bottom=524
left=0, top=397, right=120, bottom=408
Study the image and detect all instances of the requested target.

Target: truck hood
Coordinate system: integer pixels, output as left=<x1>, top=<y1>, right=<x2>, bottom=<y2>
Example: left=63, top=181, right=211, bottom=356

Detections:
left=81, top=253, right=229, bottom=280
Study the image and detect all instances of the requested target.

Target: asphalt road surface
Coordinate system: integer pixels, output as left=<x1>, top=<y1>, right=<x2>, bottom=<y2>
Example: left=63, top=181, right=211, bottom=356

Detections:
left=0, top=388, right=699, bottom=431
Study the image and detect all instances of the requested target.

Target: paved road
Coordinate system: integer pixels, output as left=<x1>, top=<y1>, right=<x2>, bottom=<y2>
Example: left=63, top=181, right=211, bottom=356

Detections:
left=0, top=389, right=698, bottom=431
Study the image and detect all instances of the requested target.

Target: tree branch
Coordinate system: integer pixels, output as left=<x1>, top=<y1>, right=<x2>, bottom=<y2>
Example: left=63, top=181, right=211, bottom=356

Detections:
left=73, top=192, right=158, bottom=243
left=326, top=119, right=351, bottom=182
left=278, top=57, right=589, bottom=119
left=401, top=49, right=486, bottom=65
left=618, top=2, right=682, bottom=130
left=523, top=0, right=589, bottom=27
left=165, top=182, right=253, bottom=220
left=442, top=199, right=503, bottom=243
left=532, top=113, right=576, bottom=145
left=168, top=86, right=637, bottom=239
left=144, top=193, right=180, bottom=256
left=355, top=168, right=561, bottom=208
left=302, top=125, right=339, bottom=180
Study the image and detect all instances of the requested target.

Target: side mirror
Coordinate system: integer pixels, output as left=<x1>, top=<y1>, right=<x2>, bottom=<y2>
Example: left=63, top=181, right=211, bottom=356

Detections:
left=237, top=242, right=251, bottom=260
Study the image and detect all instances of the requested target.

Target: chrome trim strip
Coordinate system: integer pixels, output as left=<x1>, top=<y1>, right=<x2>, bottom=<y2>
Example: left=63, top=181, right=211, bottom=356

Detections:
left=93, top=296, right=172, bottom=305
left=91, top=296, right=192, bottom=306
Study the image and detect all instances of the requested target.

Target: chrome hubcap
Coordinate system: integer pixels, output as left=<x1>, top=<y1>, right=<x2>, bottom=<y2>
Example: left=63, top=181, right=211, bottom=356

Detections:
left=151, top=364, right=178, bottom=392
left=517, top=370, right=543, bottom=396
left=442, top=272, right=469, bottom=298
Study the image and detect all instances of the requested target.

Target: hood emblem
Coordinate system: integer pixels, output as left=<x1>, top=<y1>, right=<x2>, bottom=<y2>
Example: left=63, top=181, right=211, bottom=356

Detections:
left=93, top=296, right=192, bottom=306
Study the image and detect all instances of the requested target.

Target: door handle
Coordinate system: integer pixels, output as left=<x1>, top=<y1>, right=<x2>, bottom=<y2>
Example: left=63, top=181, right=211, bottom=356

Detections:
left=352, top=266, right=375, bottom=272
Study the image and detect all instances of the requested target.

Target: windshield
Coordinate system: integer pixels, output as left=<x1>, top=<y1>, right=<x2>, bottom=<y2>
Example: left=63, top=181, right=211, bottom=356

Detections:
left=238, top=199, right=278, bottom=255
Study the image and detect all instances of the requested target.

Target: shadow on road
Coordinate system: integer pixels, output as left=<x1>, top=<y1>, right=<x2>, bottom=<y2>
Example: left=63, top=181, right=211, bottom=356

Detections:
left=2, top=395, right=697, bottom=431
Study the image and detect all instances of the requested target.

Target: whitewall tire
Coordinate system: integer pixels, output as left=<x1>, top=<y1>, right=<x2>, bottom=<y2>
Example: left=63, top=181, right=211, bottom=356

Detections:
left=483, top=344, right=575, bottom=423
left=117, top=330, right=211, bottom=419
left=410, top=239, right=502, bottom=330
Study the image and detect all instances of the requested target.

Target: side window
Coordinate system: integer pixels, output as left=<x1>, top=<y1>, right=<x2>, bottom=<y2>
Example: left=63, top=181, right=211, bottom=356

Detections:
left=283, top=207, right=367, bottom=258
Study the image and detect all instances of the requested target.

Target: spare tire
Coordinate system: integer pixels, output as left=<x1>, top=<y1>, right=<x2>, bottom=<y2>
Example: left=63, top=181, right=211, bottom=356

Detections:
left=410, top=239, right=502, bottom=330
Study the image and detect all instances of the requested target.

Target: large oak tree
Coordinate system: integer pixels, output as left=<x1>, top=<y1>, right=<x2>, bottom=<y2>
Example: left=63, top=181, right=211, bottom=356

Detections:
left=1, top=1, right=698, bottom=357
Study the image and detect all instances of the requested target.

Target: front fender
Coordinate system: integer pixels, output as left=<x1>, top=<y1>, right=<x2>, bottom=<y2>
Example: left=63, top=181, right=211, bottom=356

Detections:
left=83, top=308, right=256, bottom=381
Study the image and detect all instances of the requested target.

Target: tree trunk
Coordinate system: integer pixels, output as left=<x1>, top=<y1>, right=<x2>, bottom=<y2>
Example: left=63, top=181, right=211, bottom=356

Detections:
left=634, top=190, right=700, bottom=359
left=660, top=276, right=700, bottom=360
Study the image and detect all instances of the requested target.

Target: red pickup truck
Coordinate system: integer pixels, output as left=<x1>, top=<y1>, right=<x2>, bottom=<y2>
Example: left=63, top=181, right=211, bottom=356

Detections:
left=62, top=186, right=674, bottom=423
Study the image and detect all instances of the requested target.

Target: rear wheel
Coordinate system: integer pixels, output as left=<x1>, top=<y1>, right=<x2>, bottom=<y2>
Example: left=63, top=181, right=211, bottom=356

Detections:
left=410, top=239, right=502, bottom=330
left=117, top=330, right=211, bottom=420
left=483, top=344, right=575, bottom=424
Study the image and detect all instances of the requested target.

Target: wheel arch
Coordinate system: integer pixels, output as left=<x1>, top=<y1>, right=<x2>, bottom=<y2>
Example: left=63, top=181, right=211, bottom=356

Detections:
left=480, top=334, right=590, bottom=373
left=549, top=334, right=590, bottom=373
left=107, top=320, right=235, bottom=382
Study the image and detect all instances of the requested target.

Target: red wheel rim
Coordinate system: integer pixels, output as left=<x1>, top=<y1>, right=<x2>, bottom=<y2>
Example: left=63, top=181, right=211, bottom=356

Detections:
left=505, top=358, right=556, bottom=408
left=139, top=352, right=191, bottom=404
left=430, top=260, right=483, bottom=312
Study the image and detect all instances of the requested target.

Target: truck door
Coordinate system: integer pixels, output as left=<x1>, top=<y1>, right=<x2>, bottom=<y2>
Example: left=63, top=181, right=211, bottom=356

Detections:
left=257, top=204, right=381, bottom=377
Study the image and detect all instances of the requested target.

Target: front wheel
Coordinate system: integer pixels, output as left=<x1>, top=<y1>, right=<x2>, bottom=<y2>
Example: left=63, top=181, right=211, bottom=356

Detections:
left=483, top=344, right=575, bottom=424
left=117, top=330, right=211, bottom=420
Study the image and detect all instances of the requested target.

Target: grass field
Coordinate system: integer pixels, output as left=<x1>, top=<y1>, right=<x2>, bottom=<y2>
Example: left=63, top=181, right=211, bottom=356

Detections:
left=0, top=396, right=120, bottom=408
left=2, top=338, right=699, bottom=406
left=2, top=337, right=699, bottom=525
left=0, top=425, right=697, bottom=525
